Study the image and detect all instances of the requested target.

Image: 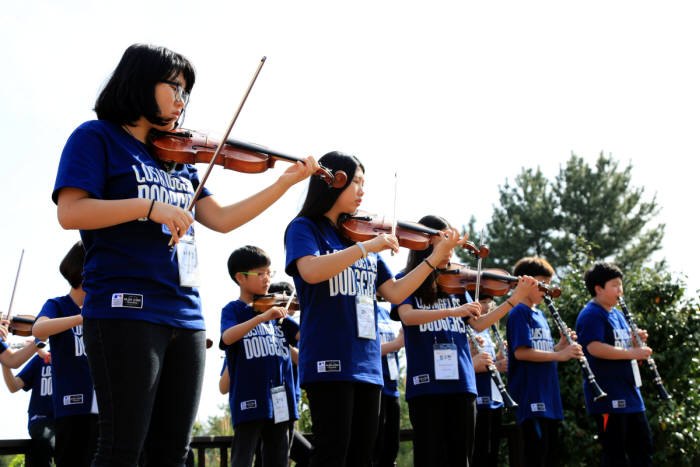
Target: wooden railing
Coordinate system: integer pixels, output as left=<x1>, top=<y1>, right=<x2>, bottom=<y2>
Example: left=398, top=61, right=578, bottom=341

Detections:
left=0, top=424, right=524, bottom=466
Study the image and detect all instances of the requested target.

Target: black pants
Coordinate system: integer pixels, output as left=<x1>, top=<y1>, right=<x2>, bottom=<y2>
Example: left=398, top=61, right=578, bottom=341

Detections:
left=54, top=414, right=98, bottom=467
left=253, top=428, right=312, bottom=467
left=372, top=393, right=400, bottom=467
left=472, top=407, right=502, bottom=467
left=28, top=418, right=55, bottom=467
left=407, top=393, right=476, bottom=467
left=594, top=412, right=653, bottom=467
left=519, top=417, right=559, bottom=467
left=231, top=419, right=293, bottom=467
left=305, top=381, right=381, bottom=467
left=83, top=318, right=206, bottom=467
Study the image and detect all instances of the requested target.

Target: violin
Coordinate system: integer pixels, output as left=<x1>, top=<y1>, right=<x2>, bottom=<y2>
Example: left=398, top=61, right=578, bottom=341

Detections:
left=253, top=293, right=300, bottom=313
left=437, top=264, right=561, bottom=298
left=149, top=128, right=347, bottom=188
left=6, top=315, right=35, bottom=337
left=340, top=212, right=489, bottom=257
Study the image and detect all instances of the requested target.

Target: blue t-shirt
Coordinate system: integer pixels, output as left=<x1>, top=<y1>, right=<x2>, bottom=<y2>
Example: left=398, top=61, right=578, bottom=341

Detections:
left=221, top=300, right=298, bottom=426
left=506, top=303, right=563, bottom=423
left=474, top=328, right=504, bottom=410
left=36, top=295, right=95, bottom=419
left=17, top=355, right=54, bottom=431
left=576, top=300, right=645, bottom=414
left=53, top=120, right=212, bottom=330
left=279, top=316, right=301, bottom=402
left=377, top=303, right=400, bottom=398
left=392, top=278, right=477, bottom=400
left=285, top=217, right=393, bottom=386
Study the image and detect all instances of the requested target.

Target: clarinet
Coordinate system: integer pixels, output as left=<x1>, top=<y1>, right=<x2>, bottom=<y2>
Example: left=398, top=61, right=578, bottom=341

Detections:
left=542, top=296, right=607, bottom=401
left=618, top=297, right=672, bottom=400
left=465, top=325, right=518, bottom=409
left=490, top=324, right=506, bottom=358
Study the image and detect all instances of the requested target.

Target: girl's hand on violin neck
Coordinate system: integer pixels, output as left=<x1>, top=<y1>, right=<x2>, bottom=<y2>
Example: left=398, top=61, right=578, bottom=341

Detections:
left=0, top=321, right=8, bottom=341
left=277, top=156, right=320, bottom=189
left=262, top=306, right=287, bottom=322
left=429, top=228, right=466, bottom=266
left=510, top=276, right=540, bottom=303
left=149, top=201, right=194, bottom=244
left=364, top=233, right=399, bottom=254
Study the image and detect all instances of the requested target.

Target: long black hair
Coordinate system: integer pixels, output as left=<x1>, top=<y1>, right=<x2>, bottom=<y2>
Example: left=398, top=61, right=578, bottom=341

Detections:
left=94, top=44, right=195, bottom=127
left=402, top=214, right=451, bottom=306
left=285, top=151, right=364, bottom=239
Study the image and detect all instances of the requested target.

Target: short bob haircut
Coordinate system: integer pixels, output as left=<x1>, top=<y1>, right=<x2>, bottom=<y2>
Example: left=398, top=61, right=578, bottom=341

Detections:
left=60, top=241, right=85, bottom=289
left=583, top=262, right=623, bottom=297
left=513, top=257, right=554, bottom=279
left=227, top=246, right=271, bottom=285
left=94, top=44, right=195, bottom=127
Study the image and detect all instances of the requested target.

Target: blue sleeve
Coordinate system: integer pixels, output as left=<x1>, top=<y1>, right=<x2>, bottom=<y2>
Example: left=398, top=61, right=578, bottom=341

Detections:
left=576, top=310, right=605, bottom=348
left=220, top=358, right=228, bottom=376
left=17, top=356, right=40, bottom=392
left=508, top=305, right=533, bottom=351
left=36, top=299, right=61, bottom=321
left=220, top=302, right=244, bottom=334
left=388, top=272, right=409, bottom=321
left=0, top=340, right=7, bottom=354
left=52, top=125, right=108, bottom=204
left=375, top=254, right=393, bottom=288
left=188, top=165, right=212, bottom=200
left=285, top=218, right=321, bottom=277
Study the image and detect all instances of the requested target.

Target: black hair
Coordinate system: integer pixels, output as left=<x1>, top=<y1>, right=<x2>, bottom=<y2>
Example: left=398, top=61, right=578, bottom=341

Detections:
left=402, top=215, right=451, bottom=306
left=512, top=257, right=554, bottom=279
left=268, top=281, right=295, bottom=295
left=584, top=262, right=623, bottom=297
left=227, top=246, right=270, bottom=284
left=94, top=44, right=195, bottom=127
left=295, top=151, right=363, bottom=226
left=60, top=241, right=85, bottom=289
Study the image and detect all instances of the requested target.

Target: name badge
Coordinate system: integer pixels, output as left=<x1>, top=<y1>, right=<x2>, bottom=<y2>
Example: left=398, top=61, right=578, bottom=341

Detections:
left=177, top=235, right=200, bottom=287
left=387, top=353, right=399, bottom=381
left=271, top=385, right=290, bottom=424
left=631, top=360, right=642, bottom=388
left=433, top=343, right=458, bottom=380
left=356, top=295, right=376, bottom=340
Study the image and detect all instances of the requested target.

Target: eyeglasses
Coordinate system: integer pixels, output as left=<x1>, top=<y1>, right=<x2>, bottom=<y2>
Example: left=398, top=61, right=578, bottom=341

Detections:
left=161, top=80, right=190, bottom=105
left=240, top=270, right=276, bottom=278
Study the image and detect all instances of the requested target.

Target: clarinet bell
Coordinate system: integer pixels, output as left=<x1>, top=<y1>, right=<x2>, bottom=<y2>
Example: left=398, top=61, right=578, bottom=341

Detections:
left=503, top=391, right=519, bottom=410
left=591, top=381, right=608, bottom=402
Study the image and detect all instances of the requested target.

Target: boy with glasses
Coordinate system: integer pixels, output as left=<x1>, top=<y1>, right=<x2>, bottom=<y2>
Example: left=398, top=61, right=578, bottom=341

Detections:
left=220, top=245, right=297, bottom=467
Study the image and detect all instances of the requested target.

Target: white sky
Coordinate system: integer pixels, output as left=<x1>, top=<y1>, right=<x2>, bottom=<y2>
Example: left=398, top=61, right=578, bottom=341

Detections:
left=1, top=0, right=698, bottom=440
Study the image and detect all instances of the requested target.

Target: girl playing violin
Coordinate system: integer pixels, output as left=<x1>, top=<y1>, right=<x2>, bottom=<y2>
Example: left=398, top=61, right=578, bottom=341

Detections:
left=284, top=152, right=464, bottom=467
left=392, top=215, right=538, bottom=467
left=52, top=44, right=319, bottom=466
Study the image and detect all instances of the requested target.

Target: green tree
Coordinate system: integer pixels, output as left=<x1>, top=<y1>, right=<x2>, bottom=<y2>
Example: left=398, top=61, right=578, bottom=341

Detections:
left=457, top=153, right=664, bottom=273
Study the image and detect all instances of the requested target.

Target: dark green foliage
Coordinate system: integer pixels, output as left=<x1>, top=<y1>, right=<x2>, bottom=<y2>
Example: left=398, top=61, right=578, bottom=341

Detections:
left=552, top=241, right=700, bottom=466
left=456, top=153, right=664, bottom=274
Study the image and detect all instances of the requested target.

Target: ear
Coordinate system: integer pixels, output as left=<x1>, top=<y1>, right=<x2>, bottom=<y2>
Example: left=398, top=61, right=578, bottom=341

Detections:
left=235, top=272, right=245, bottom=284
left=594, top=284, right=604, bottom=296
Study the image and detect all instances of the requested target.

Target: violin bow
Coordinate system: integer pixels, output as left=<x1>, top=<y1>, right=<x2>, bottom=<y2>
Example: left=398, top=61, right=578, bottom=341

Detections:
left=4, top=249, right=24, bottom=323
left=169, top=56, right=267, bottom=247
left=279, top=290, right=296, bottom=324
left=390, top=172, right=398, bottom=256
left=473, top=229, right=484, bottom=303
